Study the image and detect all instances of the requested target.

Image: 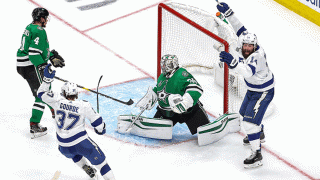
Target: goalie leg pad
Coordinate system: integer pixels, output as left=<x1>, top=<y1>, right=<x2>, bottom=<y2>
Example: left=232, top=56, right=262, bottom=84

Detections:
left=117, top=115, right=173, bottom=139
left=197, top=113, right=240, bottom=146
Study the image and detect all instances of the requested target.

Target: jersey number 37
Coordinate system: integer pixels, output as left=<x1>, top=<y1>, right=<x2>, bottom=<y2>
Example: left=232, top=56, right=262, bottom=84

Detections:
left=56, top=110, right=80, bottom=130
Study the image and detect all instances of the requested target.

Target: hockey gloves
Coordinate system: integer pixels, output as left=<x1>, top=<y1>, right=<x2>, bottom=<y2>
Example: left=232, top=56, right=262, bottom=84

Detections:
left=135, top=86, right=158, bottom=111
left=43, top=64, right=56, bottom=83
left=168, top=94, right=193, bottom=114
left=50, top=49, right=65, bottom=68
left=37, top=63, right=48, bottom=79
left=94, top=123, right=106, bottom=135
left=217, top=2, right=234, bottom=18
left=219, top=51, right=238, bottom=69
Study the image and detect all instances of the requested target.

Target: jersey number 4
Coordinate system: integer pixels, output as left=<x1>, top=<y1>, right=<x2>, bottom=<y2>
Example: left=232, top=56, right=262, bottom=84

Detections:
left=56, top=110, right=80, bottom=130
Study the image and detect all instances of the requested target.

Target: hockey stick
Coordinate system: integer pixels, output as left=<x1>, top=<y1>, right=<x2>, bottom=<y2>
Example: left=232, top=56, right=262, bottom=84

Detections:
left=125, top=106, right=147, bottom=133
left=54, top=76, right=134, bottom=105
left=97, top=75, right=103, bottom=113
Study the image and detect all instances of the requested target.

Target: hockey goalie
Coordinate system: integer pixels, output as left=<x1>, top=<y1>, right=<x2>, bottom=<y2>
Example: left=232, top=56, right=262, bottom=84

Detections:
left=117, top=54, right=240, bottom=145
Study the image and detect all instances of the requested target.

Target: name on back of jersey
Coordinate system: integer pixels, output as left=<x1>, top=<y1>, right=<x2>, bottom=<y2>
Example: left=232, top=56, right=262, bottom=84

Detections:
left=60, top=103, right=79, bottom=113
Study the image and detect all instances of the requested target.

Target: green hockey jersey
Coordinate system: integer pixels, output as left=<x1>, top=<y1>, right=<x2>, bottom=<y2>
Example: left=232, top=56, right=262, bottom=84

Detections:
left=153, top=68, right=203, bottom=111
left=17, top=23, right=52, bottom=67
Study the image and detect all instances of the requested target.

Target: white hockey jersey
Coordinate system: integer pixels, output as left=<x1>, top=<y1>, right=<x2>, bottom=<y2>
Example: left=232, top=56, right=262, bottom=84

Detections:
left=37, top=82, right=105, bottom=147
left=228, top=15, right=275, bottom=92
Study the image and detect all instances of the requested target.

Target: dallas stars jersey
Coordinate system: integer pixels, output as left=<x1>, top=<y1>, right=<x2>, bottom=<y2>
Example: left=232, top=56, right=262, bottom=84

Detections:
left=153, top=68, right=203, bottom=111
left=17, top=23, right=51, bottom=67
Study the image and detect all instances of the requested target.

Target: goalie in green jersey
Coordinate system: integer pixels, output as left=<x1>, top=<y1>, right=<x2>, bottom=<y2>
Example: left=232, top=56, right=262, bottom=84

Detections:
left=16, top=7, right=65, bottom=139
left=136, top=54, right=210, bottom=135
left=119, top=54, right=240, bottom=143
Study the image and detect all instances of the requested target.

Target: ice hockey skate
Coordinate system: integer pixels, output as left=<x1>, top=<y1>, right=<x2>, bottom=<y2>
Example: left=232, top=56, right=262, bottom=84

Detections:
left=244, top=150, right=263, bottom=169
left=82, top=165, right=97, bottom=179
left=30, top=122, right=47, bottom=139
left=243, top=125, right=265, bottom=146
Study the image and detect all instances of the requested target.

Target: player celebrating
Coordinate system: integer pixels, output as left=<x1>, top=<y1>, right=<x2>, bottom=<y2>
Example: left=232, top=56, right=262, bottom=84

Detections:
left=17, top=7, right=65, bottom=138
left=217, top=2, right=275, bottom=168
left=37, top=64, right=116, bottom=180
left=136, top=54, right=210, bottom=135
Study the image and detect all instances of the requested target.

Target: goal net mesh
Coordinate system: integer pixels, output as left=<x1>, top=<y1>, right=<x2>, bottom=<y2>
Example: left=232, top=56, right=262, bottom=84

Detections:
left=158, top=2, right=247, bottom=117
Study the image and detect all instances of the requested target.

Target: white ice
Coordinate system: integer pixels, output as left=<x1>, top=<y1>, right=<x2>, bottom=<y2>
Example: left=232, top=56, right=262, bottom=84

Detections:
left=1, top=0, right=320, bottom=179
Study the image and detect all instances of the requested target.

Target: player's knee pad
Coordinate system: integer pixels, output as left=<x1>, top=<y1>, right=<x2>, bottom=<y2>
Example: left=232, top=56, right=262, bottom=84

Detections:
left=242, top=121, right=261, bottom=135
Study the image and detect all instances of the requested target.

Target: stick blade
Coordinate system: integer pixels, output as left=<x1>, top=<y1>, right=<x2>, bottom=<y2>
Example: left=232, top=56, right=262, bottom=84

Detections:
left=126, top=99, right=134, bottom=105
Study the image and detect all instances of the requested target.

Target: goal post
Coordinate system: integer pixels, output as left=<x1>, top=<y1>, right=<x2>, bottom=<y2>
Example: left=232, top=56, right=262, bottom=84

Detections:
left=157, top=2, right=242, bottom=115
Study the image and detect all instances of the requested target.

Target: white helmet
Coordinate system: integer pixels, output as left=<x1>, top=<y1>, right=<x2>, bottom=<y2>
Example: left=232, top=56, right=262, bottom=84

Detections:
left=61, top=82, right=78, bottom=98
left=160, top=54, right=179, bottom=76
left=241, top=32, right=258, bottom=49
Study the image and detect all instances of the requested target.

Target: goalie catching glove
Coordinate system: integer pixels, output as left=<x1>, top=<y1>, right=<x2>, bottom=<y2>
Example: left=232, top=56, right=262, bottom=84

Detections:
left=135, top=86, right=157, bottom=110
left=50, top=49, right=65, bottom=68
left=168, top=93, right=193, bottom=114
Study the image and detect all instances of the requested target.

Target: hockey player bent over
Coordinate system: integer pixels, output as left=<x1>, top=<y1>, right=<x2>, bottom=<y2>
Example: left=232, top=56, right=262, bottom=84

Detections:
left=17, top=7, right=65, bottom=138
left=137, top=54, right=210, bottom=135
left=152, top=55, right=209, bottom=134
left=37, top=64, right=115, bottom=180
left=217, top=3, right=275, bottom=168
left=119, top=54, right=241, bottom=143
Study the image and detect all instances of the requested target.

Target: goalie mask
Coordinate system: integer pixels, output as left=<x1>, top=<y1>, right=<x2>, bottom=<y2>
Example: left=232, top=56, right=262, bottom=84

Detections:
left=61, top=82, right=78, bottom=99
left=160, top=54, right=179, bottom=77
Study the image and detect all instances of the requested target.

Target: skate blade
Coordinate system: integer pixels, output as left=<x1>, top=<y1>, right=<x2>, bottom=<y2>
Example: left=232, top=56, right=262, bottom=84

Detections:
left=244, top=161, right=263, bottom=169
left=31, top=132, right=48, bottom=139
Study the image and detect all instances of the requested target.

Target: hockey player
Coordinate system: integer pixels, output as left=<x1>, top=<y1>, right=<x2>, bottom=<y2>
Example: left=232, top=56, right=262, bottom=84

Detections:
left=136, top=54, right=210, bottom=135
left=37, top=64, right=116, bottom=180
left=17, top=7, right=65, bottom=138
left=217, top=3, right=275, bottom=168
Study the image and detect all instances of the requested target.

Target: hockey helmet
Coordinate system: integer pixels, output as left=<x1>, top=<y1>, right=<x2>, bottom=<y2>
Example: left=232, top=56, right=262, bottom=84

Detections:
left=61, top=82, right=78, bottom=99
left=160, top=54, right=179, bottom=75
left=241, top=32, right=258, bottom=49
left=32, top=7, right=49, bottom=22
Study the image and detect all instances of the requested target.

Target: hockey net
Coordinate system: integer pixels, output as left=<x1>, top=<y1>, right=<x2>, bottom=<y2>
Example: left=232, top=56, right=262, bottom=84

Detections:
left=157, top=2, right=247, bottom=117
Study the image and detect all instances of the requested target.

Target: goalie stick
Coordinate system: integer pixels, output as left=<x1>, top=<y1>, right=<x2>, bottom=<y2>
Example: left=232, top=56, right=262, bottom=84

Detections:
left=54, top=76, right=134, bottom=106
left=125, top=106, right=147, bottom=133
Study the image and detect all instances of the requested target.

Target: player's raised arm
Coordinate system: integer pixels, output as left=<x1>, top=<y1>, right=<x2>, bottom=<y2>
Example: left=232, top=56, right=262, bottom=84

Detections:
left=216, top=2, right=247, bottom=37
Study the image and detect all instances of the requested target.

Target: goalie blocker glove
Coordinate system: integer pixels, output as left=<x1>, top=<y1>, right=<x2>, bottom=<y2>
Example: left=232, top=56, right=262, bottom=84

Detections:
left=168, top=94, right=193, bottom=114
left=217, top=2, right=234, bottom=18
left=219, top=51, right=238, bottom=69
left=50, top=49, right=65, bottom=68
